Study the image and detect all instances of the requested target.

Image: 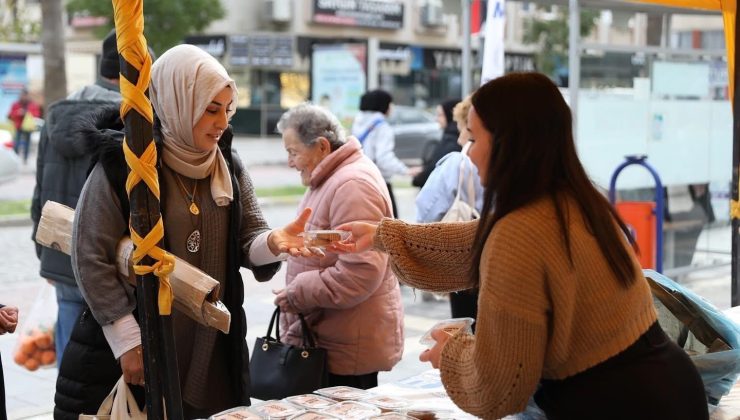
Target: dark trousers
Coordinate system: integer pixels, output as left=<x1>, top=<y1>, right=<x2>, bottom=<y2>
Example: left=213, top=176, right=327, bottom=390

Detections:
left=1, top=353, right=6, bottom=420
left=13, top=130, right=30, bottom=163
left=534, top=322, right=708, bottom=420
left=450, top=288, right=479, bottom=333
left=328, top=372, right=378, bottom=390
left=386, top=182, right=398, bottom=218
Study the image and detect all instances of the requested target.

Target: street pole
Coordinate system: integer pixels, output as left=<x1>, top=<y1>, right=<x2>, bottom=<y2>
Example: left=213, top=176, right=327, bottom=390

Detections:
left=368, top=37, right=379, bottom=90
left=568, top=0, right=580, bottom=131
left=462, top=0, right=472, bottom=95
left=732, top=4, right=740, bottom=306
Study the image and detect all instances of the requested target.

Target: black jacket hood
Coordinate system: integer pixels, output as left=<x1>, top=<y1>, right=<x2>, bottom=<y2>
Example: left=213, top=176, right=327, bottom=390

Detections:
left=44, top=100, right=122, bottom=159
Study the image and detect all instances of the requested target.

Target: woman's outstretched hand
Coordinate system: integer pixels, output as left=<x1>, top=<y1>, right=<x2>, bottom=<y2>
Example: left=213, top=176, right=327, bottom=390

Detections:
left=419, top=328, right=452, bottom=369
left=328, top=221, right=379, bottom=254
left=268, top=208, right=324, bottom=257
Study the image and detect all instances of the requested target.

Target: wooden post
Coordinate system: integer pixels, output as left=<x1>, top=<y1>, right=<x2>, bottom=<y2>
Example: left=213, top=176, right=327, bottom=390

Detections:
left=111, top=1, right=183, bottom=418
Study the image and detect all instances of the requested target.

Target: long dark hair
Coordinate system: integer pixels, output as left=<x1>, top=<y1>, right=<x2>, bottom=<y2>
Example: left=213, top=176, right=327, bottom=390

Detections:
left=470, top=73, right=637, bottom=287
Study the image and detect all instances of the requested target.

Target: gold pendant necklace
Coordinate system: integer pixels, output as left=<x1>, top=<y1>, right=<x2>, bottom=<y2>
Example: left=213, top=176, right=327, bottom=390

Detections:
left=174, top=173, right=201, bottom=253
left=175, top=173, right=200, bottom=215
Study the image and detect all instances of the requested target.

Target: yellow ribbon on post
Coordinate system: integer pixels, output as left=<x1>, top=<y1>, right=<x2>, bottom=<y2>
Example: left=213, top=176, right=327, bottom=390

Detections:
left=113, top=0, right=174, bottom=315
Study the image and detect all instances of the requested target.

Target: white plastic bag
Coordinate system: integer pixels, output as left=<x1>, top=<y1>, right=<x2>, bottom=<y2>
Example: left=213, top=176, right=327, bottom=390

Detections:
left=79, top=376, right=147, bottom=420
left=13, top=282, right=57, bottom=371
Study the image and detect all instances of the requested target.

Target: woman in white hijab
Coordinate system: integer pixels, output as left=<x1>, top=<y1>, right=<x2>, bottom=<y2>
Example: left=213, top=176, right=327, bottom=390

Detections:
left=67, top=44, right=313, bottom=418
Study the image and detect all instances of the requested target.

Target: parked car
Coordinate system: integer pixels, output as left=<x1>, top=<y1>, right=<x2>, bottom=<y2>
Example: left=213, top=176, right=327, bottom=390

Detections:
left=387, top=105, right=442, bottom=165
left=0, top=129, right=20, bottom=185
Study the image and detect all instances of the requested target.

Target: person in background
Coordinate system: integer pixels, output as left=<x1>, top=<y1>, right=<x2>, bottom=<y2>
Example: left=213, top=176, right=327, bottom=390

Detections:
left=0, top=304, right=18, bottom=420
left=334, top=73, right=708, bottom=420
left=6, top=88, right=41, bottom=164
left=414, top=96, right=483, bottom=324
left=412, top=98, right=462, bottom=188
left=31, top=29, right=123, bottom=367
left=352, top=89, right=418, bottom=218
left=274, top=103, right=403, bottom=389
left=55, top=44, right=317, bottom=419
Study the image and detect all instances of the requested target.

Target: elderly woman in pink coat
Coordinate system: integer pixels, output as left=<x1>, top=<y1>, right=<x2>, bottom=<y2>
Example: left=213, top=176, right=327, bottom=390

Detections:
left=273, top=103, right=404, bottom=389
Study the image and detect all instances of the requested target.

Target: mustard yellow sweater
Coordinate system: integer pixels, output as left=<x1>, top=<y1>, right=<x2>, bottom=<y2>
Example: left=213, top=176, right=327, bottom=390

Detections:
left=374, top=196, right=657, bottom=419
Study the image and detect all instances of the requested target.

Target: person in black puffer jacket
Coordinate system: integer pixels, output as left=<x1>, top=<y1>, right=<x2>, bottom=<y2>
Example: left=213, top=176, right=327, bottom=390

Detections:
left=411, top=98, right=461, bottom=188
left=31, top=29, right=122, bottom=367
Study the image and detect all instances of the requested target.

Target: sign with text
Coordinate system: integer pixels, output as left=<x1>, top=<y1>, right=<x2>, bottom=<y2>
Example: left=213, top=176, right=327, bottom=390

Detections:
left=185, top=35, right=227, bottom=58
left=229, top=35, right=294, bottom=68
left=312, top=0, right=404, bottom=30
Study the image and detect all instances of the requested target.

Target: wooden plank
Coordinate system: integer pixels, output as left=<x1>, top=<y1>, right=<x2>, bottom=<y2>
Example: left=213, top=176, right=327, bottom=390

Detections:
left=36, top=201, right=231, bottom=333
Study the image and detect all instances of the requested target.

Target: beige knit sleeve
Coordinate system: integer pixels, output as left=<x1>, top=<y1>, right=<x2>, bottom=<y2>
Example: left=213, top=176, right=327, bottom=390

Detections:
left=373, top=218, right=478, bottom=292
left=440, top=312, right=546, bottom=419
left=436, top=212, right=551, bottom=418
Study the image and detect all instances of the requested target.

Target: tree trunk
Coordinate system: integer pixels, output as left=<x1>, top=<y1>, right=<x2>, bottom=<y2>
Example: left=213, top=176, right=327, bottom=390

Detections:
left=40, top=0, right=67, bottom=105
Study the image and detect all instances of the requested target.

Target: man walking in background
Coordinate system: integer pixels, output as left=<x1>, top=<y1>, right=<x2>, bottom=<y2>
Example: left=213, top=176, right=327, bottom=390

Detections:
left=6, top=88, right=41, bottom=164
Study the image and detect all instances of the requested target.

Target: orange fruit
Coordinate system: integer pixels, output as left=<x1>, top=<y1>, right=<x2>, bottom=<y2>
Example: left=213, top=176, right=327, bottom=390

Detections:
left=24, top=357, right=40, bottom=371
left=40, top=350, right=56, bottom=365
left=20, top=337, right=36, bottom=355
left=13, top=350, right=27, bottom=365
left=34, top=332, right=53, bottom=350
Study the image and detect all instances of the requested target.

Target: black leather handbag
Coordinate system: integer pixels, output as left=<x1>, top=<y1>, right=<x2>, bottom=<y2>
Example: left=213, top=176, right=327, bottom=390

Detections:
left=249, top=306, right=328, bottom=400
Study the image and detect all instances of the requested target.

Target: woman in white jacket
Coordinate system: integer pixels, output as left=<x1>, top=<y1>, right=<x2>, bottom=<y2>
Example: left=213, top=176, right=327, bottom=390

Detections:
left=352, top=89, right=416, bottom=217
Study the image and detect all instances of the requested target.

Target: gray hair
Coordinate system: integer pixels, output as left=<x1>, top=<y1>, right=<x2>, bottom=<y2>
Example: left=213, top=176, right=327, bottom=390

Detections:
left=276, top=103, right=347, bottom=151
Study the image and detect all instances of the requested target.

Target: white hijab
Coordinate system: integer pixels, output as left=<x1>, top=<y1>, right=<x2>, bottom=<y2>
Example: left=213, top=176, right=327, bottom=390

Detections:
left=150, top=44, right=237, bottom=206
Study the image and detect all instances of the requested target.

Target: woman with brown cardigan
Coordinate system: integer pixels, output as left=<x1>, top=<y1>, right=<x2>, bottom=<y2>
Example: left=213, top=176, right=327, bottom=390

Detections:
left=333, top=73, right=709, bottom=420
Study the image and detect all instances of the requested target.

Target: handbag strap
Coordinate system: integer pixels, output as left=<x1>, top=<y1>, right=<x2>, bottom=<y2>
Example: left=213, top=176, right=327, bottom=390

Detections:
left=297, top=312, right=318, bottom=348
left=457, top=144, right=476, bottom=209
left=267, top=306, right=319, bottom=348
left=464, top=158, right=476, bottom=209
left=357, top=117, right=384, bottom=145
left=264, top=306, right=281, bottom=342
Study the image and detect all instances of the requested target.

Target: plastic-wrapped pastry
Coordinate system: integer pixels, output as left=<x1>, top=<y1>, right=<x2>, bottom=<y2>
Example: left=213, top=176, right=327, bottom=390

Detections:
left=208, top=406, right=262, bottom=420
left=285, top=394, right=336, bottom=410
left=302, top=230, right=349, bottom=248
left=252, top=400, right=304, bottom=418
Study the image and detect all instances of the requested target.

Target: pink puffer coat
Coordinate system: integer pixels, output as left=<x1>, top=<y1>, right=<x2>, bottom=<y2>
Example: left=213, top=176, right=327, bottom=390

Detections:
left=281, top=137, right=404, bottom=375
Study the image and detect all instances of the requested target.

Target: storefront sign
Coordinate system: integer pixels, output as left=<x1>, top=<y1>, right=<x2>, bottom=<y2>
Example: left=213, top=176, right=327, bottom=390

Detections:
left=312, top=0, right=404, bottom=30
left=185, top=35, right=227, bottom=58
left=423, top=47, right=535, bottom=73
left=378, top=43, right=412, bottom=75
left=228, top=35, right=294, bottom=68
left=230, top=35, right=250, bottom=66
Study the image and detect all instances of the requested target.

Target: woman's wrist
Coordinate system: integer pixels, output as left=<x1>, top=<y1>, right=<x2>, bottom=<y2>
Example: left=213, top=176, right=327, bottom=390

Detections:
left=267, top=230, right=280, bottom=256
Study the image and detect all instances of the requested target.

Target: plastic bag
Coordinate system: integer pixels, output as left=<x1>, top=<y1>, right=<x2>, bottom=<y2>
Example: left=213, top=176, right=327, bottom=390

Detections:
left=21, top=111, right=37, bottom=132
left=13, top=283, right=57, bottom=371
left=79, top=376, right=147, bottom=420
left=644, top=269, right=740, bottom=405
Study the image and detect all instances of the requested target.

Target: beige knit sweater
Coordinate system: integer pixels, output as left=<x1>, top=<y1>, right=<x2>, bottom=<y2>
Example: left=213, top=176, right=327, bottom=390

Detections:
left=374, top=196, right=658, bottom=419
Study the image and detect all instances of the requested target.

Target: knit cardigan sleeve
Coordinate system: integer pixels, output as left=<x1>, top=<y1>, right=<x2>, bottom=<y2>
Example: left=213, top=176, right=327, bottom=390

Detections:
left=437, top=212, right=550, bottom=419
left=373, top=218, right=478, bottom=292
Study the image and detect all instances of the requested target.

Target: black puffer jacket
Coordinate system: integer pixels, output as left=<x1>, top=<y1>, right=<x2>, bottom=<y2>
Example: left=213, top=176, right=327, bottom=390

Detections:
left=411, top=124, right=461, bottom=188
left=31, top=99, right=122, bottom=286
left=54, top=107, right=276, bottom=419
